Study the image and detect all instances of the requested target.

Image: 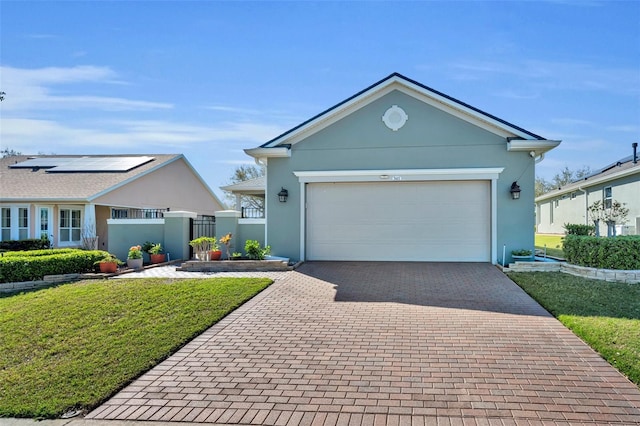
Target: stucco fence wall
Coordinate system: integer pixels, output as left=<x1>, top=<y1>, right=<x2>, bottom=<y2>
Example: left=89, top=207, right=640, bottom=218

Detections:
left=506, top=261, right=640, bottom=284
left=107, top=210, right=265, bottom=262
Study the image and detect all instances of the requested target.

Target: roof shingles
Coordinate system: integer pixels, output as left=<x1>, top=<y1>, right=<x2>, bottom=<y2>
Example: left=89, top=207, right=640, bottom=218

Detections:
left=0, top=154, right=180, bottom=201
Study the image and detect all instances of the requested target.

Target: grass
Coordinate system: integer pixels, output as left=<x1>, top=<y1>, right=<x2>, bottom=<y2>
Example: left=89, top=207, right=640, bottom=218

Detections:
left=509, top=272, right=640, bottom=386
left=535, top=233, right=565, bottom=258
left=0, top=277, right=272, bottom=419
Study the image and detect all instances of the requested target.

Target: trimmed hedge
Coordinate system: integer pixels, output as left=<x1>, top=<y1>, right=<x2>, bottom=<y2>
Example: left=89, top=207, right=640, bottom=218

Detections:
left=563, top=235, right=640, bottom=270
left=0, top=238, right=51, bottom=251
left=0, top=250, right=109, bottom=283
left=563, top=223, right=595, bottom=236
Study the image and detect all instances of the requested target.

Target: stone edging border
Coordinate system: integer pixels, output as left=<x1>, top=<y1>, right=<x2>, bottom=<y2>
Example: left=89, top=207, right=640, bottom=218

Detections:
left=501, top=262, right=640, bottom=284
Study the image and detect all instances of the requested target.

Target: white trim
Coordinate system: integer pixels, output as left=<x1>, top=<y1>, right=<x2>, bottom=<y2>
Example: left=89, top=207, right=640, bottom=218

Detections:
left=299, top=181, right=306, bottom=261
left=491, top=179, right=498, bottom=264
left=215, top=210, right=242, bottom=218
left=238, top=218, right=265, bottom=225
left=244, top=147, right=291, bottom=161
left=293, top=168, right=504, bottom=183
left=507, top=139, right=561, bottom=157
left=106, top=218, right=165, bottom=225
left=294, top=168, right=503, bottom=264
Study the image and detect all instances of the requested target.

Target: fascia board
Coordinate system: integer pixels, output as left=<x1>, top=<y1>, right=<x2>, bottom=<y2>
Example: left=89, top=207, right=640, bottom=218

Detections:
left=535, top=166, right=640, bottom=203
left=244, top=147, right=291, bottom=160
left=294, top=168, right=504, bottom=183
left=508, top=139, right=562, bottom=156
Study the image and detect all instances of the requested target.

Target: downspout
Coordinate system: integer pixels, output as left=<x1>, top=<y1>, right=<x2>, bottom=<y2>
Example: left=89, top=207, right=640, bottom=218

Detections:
left=534, top=153, right=545, bottom=164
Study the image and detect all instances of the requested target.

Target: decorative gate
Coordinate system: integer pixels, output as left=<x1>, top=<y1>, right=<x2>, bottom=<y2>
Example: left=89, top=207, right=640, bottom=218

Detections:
left=189, top=215, right=216, bottom=259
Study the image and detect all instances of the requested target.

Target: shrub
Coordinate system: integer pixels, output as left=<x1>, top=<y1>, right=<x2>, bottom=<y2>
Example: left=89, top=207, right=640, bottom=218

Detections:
left=0, top=237, right=51, bottom=251
left=563, top=235, right=640, bottom=270
left=244, top=240, right=271, bottom=260
left=0, top=250, right=108, bottom=283
left=563, top=223, right=595, bottom=236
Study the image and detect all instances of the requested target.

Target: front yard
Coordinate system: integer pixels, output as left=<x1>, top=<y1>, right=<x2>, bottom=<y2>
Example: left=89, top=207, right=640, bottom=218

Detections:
left=0, top=277, right=272, bottom=418
left=534, top=233, right=564, bottom=258
left=509, top=272, right=640, bottom=387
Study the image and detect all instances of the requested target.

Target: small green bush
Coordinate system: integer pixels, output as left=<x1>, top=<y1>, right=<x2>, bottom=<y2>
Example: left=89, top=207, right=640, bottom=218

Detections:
left=1, top=248, right=78, bottom=258
left=563, top=235, right=640, bottom=270
left=0, top=250, right=109, bottom=283
left=563, top=223, right=595, bottom=236
left=244, top=240, right=271, bottom=260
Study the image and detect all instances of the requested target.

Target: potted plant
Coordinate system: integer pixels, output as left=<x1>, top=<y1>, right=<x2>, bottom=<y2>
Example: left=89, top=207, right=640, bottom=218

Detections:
left=95, top=254, right=122, bottom=273
left=127, top=245, right=144, bottom=269
left=148, top=243, right=166, bottom=264
left=189, top=236, right=218, bottom=261
left=511, top=249, right=533, bottom=261
left=209, top=238, right=222, bottom=261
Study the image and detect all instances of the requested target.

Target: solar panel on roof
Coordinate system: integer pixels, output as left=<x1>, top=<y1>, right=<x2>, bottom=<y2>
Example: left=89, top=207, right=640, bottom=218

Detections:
left=9, top=156, right=155, bottom=172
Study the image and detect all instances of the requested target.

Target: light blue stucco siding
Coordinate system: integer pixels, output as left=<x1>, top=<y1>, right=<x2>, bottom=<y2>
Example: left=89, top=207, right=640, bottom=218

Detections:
left=266, top=90, right=535, bottom=263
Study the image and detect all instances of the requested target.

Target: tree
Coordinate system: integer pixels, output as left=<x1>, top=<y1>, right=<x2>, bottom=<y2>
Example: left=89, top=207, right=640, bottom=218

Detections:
left=1, top=148, right=22, bottom=158
left=535, top=166, right=591, bottom=197
left=0, top=91, right=5, bottom=101
left=588, top=199, right=628, bottom=237
left=224, top=164, right=265, bottom=210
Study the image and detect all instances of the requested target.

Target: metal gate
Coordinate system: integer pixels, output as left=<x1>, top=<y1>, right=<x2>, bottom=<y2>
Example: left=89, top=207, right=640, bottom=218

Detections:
left=189, top=215, right=216, bottom=259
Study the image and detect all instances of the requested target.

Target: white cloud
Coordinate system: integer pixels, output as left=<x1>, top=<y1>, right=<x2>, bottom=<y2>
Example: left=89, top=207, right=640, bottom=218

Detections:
left=0, top=117, right=286, bottom=153
left=607, top=124, right=639, bottom=133
left=448, top=59, right=640, bottom=96
left=0, top=65, right=172, bottom=111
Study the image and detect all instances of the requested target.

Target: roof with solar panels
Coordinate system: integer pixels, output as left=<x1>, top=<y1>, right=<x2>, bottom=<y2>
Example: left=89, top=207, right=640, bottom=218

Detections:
left=0, top=154, right=183, bottom=201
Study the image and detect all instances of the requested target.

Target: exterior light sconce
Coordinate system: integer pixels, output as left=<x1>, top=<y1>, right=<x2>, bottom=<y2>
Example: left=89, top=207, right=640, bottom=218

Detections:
left=510, top=181, right=521, bottom=200
left=278, top=187, right=289, bottom=203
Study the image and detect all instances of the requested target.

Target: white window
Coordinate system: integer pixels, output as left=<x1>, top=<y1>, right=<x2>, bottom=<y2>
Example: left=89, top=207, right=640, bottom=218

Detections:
left=59, top=208, right=82, bottom=243
left=1, top=208, right=10, bottom=241
left=39, top=207, right=52, bottom=239
left=18, top=207, right=28, bottom=240
left=604, top=186, right=612, bottom=209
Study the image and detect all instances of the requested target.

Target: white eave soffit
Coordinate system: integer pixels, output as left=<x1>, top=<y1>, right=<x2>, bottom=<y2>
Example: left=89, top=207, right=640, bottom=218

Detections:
left=507, top=139, right=561, bottom=157
left=261, top=76, right=540, bottom=149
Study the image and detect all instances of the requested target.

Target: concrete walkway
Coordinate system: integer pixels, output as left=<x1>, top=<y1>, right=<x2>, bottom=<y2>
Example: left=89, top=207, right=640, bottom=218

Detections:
left=83, top=262, right=640, bottom=425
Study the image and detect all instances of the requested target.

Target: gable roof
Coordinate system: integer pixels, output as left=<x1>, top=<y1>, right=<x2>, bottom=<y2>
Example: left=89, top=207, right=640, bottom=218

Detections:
left=535, top=155, right=640, bottom=202
left=246, top=72, right=559, bottom=160
left=0, top=154, right=223, bottom=206
left=220, top=176, right=266, bottom=196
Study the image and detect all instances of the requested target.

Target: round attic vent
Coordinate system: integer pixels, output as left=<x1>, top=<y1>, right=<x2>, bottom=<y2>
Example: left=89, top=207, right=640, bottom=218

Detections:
left=382, top=105, right=408, bottom=131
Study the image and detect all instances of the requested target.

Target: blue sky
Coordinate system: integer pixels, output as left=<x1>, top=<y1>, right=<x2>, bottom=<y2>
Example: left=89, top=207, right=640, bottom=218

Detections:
left=1, top=1, right=639, bottom=201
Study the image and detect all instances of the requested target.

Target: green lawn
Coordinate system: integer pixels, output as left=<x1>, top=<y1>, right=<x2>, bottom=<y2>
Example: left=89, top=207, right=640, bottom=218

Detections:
left=0, top=277, right=272, bottom=419
left=535, top=233, right=565, bottom=258
left=509, top=272, right=640, bottom=387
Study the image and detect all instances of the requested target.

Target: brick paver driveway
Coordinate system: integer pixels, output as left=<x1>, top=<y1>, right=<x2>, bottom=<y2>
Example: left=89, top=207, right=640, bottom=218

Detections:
left=88, top=262, right=640, bottom=425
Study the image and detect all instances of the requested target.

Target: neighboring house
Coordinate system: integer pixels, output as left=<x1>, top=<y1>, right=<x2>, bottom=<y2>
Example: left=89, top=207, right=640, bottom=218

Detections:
left=0, top=154, right=225, bottom=251
left=535, top=149, right=640, bottom=235
left=240, top=73, right=560, bottom=264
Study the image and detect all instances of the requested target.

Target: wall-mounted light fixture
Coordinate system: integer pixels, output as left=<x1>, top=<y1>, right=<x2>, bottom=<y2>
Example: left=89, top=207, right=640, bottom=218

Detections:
left=278, top=187, right=289, bottom=203
left=510, top=181, right=521, bottom=200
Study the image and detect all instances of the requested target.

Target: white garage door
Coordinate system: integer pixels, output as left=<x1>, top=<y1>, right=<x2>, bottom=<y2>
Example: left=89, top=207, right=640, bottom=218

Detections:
left=306, top=181, right=490, bottom=261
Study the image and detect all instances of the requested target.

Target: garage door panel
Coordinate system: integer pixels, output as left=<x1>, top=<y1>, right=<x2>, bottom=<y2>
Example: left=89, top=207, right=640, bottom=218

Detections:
left=306, top=181, right=490, bottom=262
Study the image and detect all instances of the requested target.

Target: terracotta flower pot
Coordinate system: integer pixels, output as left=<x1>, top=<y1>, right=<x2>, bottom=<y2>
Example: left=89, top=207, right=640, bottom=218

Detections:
left=209, top=250, right=222, bottom=260
left=99, top=262, right=118, bottom=273
left=150, top=253, right=166, bottom=264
